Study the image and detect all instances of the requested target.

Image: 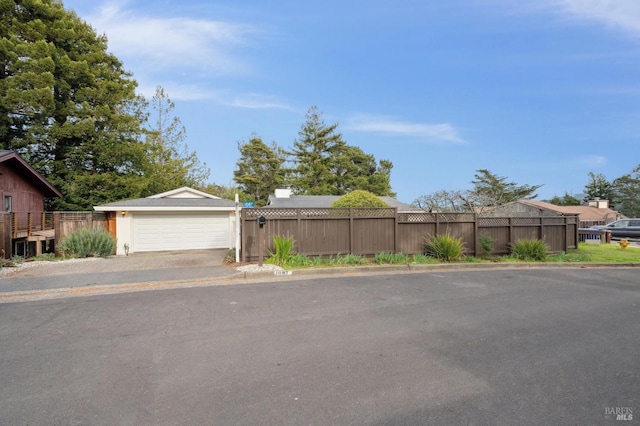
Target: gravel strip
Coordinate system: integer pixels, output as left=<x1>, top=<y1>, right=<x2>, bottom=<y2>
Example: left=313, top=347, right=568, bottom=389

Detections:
left=0, top=258, right=101, bottom=278
left=235, top=264, right=284, bottom=273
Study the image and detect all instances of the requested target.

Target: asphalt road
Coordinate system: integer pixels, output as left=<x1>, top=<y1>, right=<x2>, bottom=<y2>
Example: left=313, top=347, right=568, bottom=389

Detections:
left=1, top=268, right=638, bottom=425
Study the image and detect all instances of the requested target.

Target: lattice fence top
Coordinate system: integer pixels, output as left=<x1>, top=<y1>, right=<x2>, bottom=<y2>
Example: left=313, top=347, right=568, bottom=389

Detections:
left=479, top=217, right=510, bottom=227
left=399, top=212, right=476, bottom=222
left=243, top=208, right=396, bottom=219
left=56, top=212, right=106, bottom=221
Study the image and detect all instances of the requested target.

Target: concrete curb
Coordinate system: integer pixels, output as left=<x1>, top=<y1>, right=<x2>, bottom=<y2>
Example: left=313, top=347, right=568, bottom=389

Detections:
left=1, top=262, right=638, bottom=304
left=239, top=261, right=640, bottom=279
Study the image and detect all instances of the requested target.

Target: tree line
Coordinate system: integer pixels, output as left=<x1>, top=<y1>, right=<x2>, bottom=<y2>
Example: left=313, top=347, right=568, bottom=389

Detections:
left=232, top=106, right=394, bottom=206
left=415, top=167, right=640, bottom=218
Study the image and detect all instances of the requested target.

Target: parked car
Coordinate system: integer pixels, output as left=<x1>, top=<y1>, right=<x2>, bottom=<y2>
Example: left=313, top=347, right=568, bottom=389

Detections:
left=593, top=219, right=640, bottom=240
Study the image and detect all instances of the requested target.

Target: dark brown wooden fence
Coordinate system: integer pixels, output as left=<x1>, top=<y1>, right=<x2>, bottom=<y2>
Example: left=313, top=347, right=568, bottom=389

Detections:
left=241, top=208, right=579, bottom=261
left=53, top=212, right=108, bottom=243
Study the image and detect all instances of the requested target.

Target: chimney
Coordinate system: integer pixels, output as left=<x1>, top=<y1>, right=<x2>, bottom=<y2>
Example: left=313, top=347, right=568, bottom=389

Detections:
left=587, top=199, right=609, bottom=209
left=274, top=187, right=292, bottom=198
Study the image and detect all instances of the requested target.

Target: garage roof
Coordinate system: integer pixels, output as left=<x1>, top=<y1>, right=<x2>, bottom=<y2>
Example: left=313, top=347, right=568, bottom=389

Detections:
left=94, top=186, right=237, bottom=212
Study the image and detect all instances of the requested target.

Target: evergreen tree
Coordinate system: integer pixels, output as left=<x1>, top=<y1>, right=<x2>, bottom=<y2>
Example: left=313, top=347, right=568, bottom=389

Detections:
left=201, top=182, right=253, bottom=203
left=143, top=86, right=210, bottom=196
left=582, top=172, right=613, bottom=203
left=549, top=192, right=581, bottom=206
left=332, top=145, right=395, bottom=196
left=287, top=106, right=346, bottom=195
left=233, top=135, right=285, bottom=206
left=1, top=0, right=149, bottom=210
left=287, top=106, right=395, bottom=196
left=471, top=169, right=542, bottom=206
left=610, top=165, right=640, bottom=217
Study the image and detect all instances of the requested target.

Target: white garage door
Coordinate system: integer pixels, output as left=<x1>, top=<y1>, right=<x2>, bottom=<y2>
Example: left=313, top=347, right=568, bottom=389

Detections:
left=133, top=212, right=230, bottom=252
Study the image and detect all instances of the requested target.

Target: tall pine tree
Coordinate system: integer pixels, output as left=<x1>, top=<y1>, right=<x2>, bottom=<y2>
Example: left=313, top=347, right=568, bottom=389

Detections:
left=233, top=136, right=285, bottom=206
left=1, top=0, right=149, bottom=209
left=142, top=86, right=210, bottom=196
left=287, top=106, right=394, bottom=196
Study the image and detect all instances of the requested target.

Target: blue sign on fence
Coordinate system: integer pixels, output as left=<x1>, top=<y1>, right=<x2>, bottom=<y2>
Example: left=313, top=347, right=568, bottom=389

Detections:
left=242, top=202, right=255, bottom=208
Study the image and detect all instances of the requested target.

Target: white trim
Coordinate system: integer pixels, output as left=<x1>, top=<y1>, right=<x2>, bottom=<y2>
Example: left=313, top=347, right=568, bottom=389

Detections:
left=148, top=186, right=220, bottom=199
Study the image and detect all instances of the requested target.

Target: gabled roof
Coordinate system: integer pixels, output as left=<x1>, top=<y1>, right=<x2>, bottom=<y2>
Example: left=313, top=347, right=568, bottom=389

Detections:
left=0, top=150, right=62, bottom=198
left=148, top=186, right=222, bottom=199
left=266, top=194, right=420, bottom=212
left=94, top=187, right=236, bottom=212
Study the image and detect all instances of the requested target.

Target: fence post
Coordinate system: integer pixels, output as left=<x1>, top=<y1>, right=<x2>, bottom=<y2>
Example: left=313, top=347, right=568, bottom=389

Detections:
left=394, top=208, right=398, bottom=254
left=53, top=212, right=61, bottom=256
left=349, top=208, right=354, bottom=255
left=241, top=209, right=246, bottom=262
left=474, top=213, right=478, bottom=257
left=297, top=208, right=302, bottom=254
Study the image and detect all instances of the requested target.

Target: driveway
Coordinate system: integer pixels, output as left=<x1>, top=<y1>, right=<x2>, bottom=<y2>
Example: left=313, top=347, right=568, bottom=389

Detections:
left=0, top=249, right=237, bottom=293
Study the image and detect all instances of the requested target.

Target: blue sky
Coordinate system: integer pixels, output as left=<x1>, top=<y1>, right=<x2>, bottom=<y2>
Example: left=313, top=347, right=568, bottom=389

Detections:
left=62, top=0, right=640, bottom=204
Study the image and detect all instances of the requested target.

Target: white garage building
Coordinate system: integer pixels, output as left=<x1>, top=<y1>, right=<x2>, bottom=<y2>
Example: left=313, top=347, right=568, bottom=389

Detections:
left=94, top=187, right=237, bottom=255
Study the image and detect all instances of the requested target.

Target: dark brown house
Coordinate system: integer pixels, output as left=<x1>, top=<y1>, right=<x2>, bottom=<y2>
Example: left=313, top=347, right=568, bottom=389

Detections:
left=0, top=150, right=62, bottom=257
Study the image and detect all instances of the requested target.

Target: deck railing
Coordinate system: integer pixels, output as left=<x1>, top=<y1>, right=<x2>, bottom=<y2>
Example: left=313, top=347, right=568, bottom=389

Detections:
left=10, top=212, right=54, bottom=239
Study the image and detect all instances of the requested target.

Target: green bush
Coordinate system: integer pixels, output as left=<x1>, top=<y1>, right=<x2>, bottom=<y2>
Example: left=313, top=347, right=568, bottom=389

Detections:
left=424, top=233, right=465, bottom=262
left=510, top=238, right=550, bottom=261
left=266, top=235, right=295, bottom=266
left=478, top=234, right=495, bottom=258
left=58, top=228, right=116, bottom=258
left=330, top=190, right=389, bottom=208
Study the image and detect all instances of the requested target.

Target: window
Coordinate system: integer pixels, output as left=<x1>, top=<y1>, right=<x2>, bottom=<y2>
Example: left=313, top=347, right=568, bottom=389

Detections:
left=4, top=195, right=11, bottom=212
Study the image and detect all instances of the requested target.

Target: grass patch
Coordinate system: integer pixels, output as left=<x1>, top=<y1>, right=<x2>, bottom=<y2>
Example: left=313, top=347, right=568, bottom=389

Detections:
left=374, top=252, right=409, bottom=264
left=253, top=241, right=638, bottom=269
left=563, top=242, right=640, bottom=263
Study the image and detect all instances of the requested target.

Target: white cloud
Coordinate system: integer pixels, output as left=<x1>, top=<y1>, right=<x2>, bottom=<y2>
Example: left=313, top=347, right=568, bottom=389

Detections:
left=578, top=154, right=607, bottom=167
left=559, top=0, right=640, bottom=37
left=503, top=0, right=640, bottom=38
left=222, top=93, right=293, bottom=110
left=87, top=1, right=256, bottom=75
left=345, top=114, right=465, bottom=144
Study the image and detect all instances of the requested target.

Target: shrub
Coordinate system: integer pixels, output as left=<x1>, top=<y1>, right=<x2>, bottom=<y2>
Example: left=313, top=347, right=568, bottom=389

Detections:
left=424, top=233, right=465, bottom=262
left=510, top=238, right=550, bottom=261
left=58, top=228, right=116, bottom=258
left=266, top=235, right=295, bottom=266
left=330, top=190, right=389, bottom=208
left=478, top=234, right=495, bottom=258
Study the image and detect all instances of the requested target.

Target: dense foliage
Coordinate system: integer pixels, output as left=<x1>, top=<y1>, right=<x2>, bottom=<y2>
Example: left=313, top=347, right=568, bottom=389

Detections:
left=234, top=136, right=285, bottom=206
left=330, top=190, right=389, bottom=208
left=1, top=0, right=149, bottom=209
